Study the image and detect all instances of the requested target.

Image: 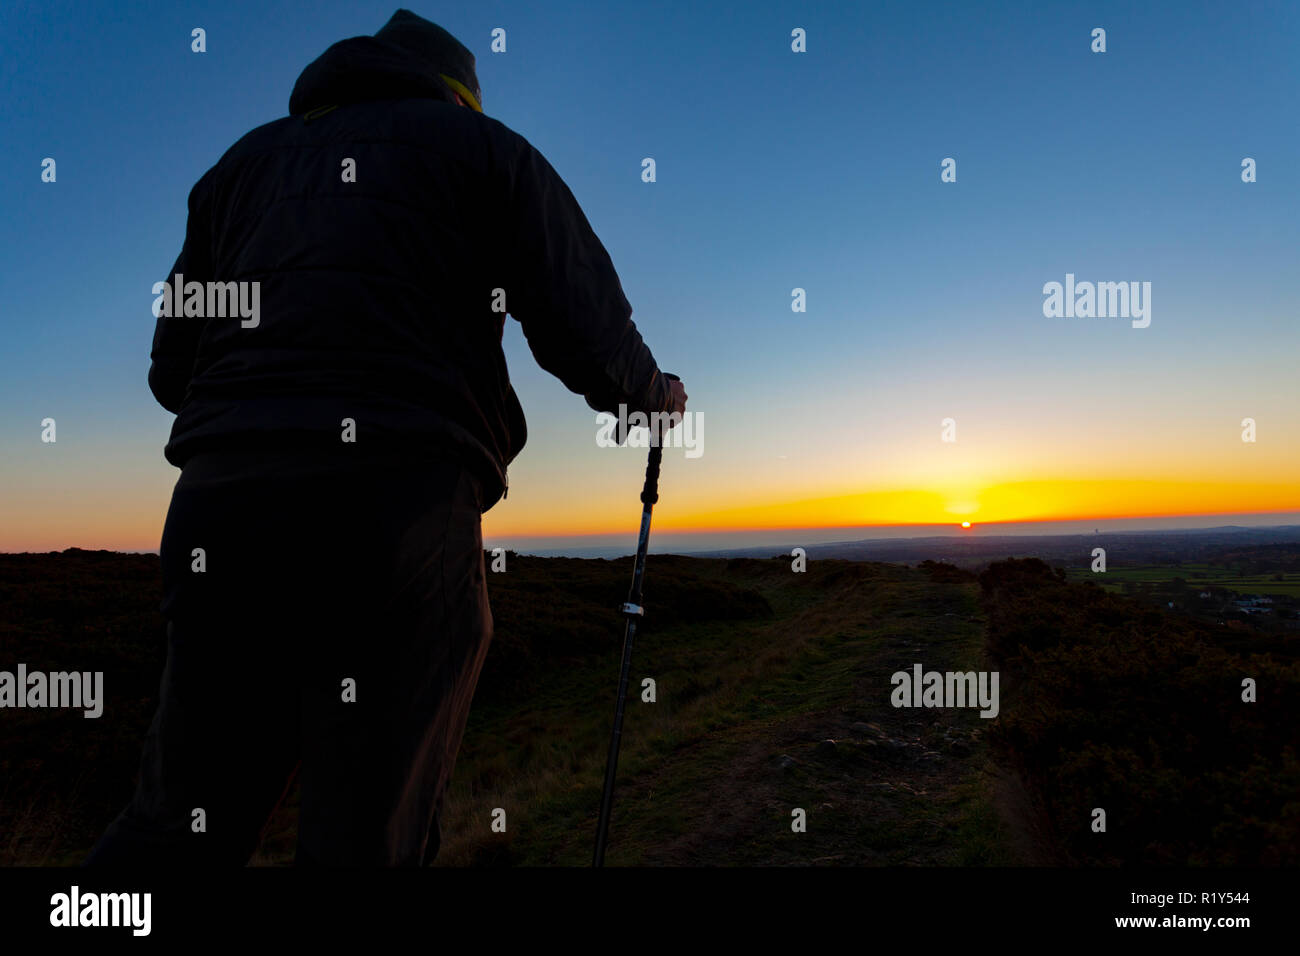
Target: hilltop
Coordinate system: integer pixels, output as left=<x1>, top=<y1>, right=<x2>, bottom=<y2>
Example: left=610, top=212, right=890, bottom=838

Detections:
left=0, top=548, right=1295, bottom=866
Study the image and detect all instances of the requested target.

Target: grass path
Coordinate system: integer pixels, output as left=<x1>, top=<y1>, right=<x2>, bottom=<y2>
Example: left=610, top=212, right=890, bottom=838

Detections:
left=428, top=559, right=1017, bottom=866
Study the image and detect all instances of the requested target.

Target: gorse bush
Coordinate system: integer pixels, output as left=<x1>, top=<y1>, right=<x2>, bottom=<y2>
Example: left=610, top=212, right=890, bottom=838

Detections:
left=980, top=558, right=1300, bottom=865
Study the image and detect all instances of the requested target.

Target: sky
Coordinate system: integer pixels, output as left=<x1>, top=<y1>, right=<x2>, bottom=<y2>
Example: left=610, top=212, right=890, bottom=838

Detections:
left=1, top=0, right=1297, bottom=555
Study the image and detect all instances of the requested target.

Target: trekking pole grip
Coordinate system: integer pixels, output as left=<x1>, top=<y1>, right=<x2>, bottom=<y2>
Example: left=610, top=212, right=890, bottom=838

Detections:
left=641, top=372, right=677, bottom=506
left=641, top=444, right=663, bottom=506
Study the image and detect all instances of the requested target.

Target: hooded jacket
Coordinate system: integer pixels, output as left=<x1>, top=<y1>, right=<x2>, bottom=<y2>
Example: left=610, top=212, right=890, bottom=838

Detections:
left=148, top=22, right=671, bottom=511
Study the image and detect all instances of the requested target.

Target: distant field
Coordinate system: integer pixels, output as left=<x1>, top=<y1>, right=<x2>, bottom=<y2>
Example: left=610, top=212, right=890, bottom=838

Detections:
left=1063, top=563, right=1300, bottom=598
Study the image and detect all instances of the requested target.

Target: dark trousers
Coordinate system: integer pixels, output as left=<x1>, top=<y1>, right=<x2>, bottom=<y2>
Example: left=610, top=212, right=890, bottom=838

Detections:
left=85, top=449, right=493, bottom=866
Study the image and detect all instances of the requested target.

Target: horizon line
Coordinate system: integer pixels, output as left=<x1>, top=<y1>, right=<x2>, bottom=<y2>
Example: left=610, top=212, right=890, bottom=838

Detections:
left=8, top=511, right=1300, bottom=557
left=514, top=508, right=1300, bottom=541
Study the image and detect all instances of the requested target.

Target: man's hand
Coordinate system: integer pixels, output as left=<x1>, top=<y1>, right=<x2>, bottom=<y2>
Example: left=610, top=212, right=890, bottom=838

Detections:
left=667, top=377, right=688, bottom=417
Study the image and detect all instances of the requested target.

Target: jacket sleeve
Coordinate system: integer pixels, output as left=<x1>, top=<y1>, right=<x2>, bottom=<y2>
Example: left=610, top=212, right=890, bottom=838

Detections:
left=148, top=176, right=213, bottom=415
left=502, top=136, right=671, bottom=417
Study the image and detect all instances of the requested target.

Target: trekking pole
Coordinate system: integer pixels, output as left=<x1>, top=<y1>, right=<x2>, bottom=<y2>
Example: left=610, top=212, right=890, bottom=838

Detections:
left=593, top=373, right=678, bottom=867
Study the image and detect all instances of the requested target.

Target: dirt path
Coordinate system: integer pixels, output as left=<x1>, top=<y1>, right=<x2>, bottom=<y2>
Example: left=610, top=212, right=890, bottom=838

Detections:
left=616, top=574, right=1012, bottom=865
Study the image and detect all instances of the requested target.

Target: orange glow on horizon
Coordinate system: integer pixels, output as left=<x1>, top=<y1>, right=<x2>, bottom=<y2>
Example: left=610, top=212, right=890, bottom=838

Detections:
left=3, top=477, right=1297, bottom=553
left=488, top=478, right=1300, bottom=539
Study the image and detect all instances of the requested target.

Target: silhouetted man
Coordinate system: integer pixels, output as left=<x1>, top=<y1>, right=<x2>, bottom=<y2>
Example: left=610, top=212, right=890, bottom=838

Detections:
left=86, top=8, right=687, bottom=866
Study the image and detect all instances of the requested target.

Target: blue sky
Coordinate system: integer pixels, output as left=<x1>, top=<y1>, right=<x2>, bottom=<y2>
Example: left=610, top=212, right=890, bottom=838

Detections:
left=2, top=0, right=1297, bottom=553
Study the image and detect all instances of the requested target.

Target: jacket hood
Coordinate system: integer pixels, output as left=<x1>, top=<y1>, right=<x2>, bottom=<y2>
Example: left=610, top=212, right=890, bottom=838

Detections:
left=288, top=34, right=463, bottom=116
left=375, top=9, right=479, bottom=103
